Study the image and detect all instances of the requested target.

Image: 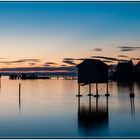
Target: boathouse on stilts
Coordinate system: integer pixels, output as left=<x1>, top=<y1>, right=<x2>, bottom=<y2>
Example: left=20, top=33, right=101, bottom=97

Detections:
left=76, top=59, right=109, bottom=97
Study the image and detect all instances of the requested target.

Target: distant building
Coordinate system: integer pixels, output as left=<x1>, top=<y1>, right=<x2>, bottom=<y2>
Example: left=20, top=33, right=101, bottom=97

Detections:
left=134, top=61, right=140, bottom=81
left=76, top=59, right=108, bottom=84
left=116, top=60, right=134, bottom=82
left=108, top=64, right=117, bottom=80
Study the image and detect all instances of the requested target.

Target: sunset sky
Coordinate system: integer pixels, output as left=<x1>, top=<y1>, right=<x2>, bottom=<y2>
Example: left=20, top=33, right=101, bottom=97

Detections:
left=0, top=2, right=140, bottom=72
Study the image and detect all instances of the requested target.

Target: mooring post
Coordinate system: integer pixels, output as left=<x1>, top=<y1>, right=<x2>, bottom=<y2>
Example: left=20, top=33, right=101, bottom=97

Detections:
left=88, top=83, right=93, bottom=96
left=94, top=83, right=99, bottom=97
left=76, top=84, right=82, bottom=97
left=105, top=82, right=110, bottom=96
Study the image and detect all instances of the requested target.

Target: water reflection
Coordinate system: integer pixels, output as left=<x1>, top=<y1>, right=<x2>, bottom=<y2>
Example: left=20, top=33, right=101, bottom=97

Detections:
left=116, top=82, right=135, bottom=117
left=19, top=83, right=21, bottom=114
left=130, top=97, right=135, bottom=119
left=117, top=82, right=135, bottom=97
left=77, top=96, right=109, bottom=136
left=0, top=77, right=1, bottom=89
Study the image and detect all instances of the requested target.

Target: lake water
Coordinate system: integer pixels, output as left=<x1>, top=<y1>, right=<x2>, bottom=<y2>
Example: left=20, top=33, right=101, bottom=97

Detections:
left=0, top=76, right=140, bottom=138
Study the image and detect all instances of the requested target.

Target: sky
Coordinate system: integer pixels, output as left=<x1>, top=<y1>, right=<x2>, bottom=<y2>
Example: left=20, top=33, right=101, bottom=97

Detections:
left=0, top=2, right=140, bottom=72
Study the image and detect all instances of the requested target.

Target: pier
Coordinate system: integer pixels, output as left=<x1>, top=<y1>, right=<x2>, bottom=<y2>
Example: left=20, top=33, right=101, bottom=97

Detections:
left=8, top=73, right=77, bottom=80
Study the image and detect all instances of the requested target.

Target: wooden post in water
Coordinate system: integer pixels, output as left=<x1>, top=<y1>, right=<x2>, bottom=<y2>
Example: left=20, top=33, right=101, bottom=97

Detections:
left=94, top=83, right=99, bottom=97
left=88, top=84, right=93, bottom=96
left=76, top=84, right=82, bottom=97
left=105, top=82, right=110, bottom=96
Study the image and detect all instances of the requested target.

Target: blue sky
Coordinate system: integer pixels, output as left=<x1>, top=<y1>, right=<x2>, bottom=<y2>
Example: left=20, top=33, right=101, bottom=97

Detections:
left=0, top=2, right=140, bottom=71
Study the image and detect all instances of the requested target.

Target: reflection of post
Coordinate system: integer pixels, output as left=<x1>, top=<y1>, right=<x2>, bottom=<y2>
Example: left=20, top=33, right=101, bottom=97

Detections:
left=96, top=97, right=99, bottom=115
left=129, top=82, right=135, bottom=98
left=94, top=83, right=99, bottom=97
left=89, top=95, right=92, bottom=114
left=19, top=83, right=21, bottom=113
left=78, top=97, right=80, bottom=109
left=105, top=82, right=110, bottom=96
left=130, top=97, right=135, bottom=119
left=76, top=84, right=82, bottom=97
left=78, top=96, right=81, bottom=118
left=106, top=96, right=109, bottom=115
left=0, top=77, right=1, bottom=88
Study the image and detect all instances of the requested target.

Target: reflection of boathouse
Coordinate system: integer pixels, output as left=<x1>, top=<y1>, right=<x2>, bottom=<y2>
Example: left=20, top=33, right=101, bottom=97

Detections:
left=77, top=96, right=109, bottom=136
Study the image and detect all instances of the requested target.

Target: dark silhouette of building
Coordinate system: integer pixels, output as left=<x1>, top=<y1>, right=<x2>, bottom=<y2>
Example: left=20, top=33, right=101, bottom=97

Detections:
left=134, top=61, right=140, bottom=81
left=21, top=73, right=37, bottom=80
left=116, top=60, right=134, bottom=82
left=76, top=59, right=109, bottom=97
left=77, top=59, right=108, bottom=84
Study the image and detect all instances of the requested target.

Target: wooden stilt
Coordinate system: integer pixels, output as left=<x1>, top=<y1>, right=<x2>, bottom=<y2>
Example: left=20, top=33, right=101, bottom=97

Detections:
left=88, top=83, right=93, bottom=96
left=76, top=84, right=82, bottom=97
left=94, top=83, right=99, bottom=97
left=105, top=82, right=110, bottom=96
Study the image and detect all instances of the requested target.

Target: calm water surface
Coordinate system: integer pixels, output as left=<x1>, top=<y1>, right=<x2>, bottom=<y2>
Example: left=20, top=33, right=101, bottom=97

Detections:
left=0, top=76, right=140, bottom=138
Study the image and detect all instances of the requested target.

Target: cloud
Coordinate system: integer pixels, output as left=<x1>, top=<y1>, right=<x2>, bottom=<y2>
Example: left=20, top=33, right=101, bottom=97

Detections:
left=63, top=58, right=88, bottom=61
left=102, top=60, right=114, bottom=63
left=118, top=55, right=128, bottom=58
left=91, top=56, right=118, bottom=61
left=44, top=62, right=57, bottom=65
left=131, top=58, right=140, bottom=60
left=61, top=65, right=67, bottom=66
left=0, top=66, right=77, bottom=72
left=0, top=59, right=41, bottom=64
left=91, top=56, right=129, bottom=62
left=117, top=55, right=140, bottom=61
left=118, top=46, right=140, bottom=52
left=20, top=59, right=40, bottom=62
left=62, top=60, right=77, bottom=65
left=76, top=58, right=87, bottom=61
left=43, top=64, right=51, bottom=67
left=93, top=48, right=103, bottom=51
left=28, top=63, right=36, bottom=66
left=63, top=58, right=75, bottom=61
left=117, top=59, right=128, bottom=61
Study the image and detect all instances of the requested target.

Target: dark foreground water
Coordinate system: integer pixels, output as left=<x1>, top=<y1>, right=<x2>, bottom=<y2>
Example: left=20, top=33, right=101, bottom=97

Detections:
left=0, top=76, right=140, bottom=138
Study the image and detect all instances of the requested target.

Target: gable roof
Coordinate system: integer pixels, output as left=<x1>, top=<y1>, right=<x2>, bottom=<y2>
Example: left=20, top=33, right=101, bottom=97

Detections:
left=135, top=61, right=140, bottom=67
left=76, top=59, right=107, bottom=68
